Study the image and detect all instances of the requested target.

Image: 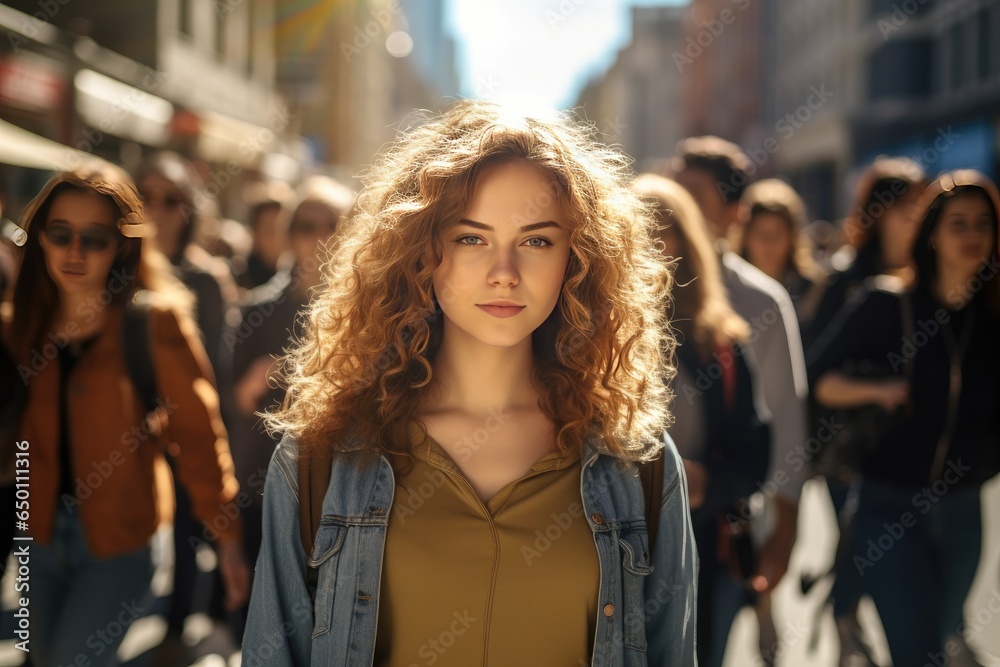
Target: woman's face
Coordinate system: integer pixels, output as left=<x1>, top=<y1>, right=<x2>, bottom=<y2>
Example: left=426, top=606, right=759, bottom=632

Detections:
left=930, top=193, right=995, bottom=278
left=877, top=189, right=923, bottom=269
left=139, top=172, right=189, bottom=258
left=743, top=211, right=793, bottom=281
left=432, top=160, right=572, bottom=350
left=39, top=189, right=120, bottom=299
left=288, top=201, right=338, bottom=268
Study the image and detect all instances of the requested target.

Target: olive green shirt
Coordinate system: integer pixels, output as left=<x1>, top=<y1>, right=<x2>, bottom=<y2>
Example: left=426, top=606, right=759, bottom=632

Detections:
left=373, top=428, right=598, bottom=665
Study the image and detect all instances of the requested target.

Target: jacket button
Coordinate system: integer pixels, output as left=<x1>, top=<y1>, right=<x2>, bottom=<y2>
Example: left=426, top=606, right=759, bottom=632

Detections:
left=591, top=513, right=604, bottom=525
left=603, top=603, right=615, bottom=617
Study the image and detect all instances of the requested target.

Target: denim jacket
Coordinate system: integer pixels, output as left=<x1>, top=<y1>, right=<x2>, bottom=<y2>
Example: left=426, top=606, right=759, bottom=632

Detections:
left=243, top=432, right=698, bottom=666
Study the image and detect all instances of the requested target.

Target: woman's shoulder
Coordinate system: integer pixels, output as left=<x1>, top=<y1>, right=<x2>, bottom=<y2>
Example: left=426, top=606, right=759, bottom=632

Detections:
left=134, top=292, right=201, bottom=347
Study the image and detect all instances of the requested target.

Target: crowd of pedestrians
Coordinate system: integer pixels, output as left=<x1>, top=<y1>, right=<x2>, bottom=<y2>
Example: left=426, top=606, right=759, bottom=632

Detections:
left=0, top=100, right=998, bottom=666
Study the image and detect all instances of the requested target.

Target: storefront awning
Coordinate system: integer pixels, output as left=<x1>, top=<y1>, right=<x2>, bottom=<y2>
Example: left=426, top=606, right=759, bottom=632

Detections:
left=74, top=68, right=174, bottom=147
left=0, top=118, right=96, bottom=171
left=196, top=109, right=277, bottom=166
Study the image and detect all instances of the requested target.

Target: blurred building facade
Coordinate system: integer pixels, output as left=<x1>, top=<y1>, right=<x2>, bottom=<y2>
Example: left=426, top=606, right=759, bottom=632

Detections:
left=1, top=0, right=285, bottom=166
left=580, top=0, right=1000, bottom=222
left=576, top=5, right=686, bottom=173
left=681, top=0, right=768, bottom=149
left=763, top=0, right=866, bottom=222
left=0, top=0, right=297, bottom=220
left=853, top=0, right=1000, bottom=181
left=275, top=0, right=456, bottom=184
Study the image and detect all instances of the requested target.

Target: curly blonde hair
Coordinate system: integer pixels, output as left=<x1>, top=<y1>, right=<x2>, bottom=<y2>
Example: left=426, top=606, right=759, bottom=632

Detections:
left=266, top=100, right=675, bottom=461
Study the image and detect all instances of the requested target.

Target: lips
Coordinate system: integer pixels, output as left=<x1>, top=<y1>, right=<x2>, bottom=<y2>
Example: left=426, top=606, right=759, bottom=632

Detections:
left=61, top=267, right=86, bottom=277
left=477, top=304, right=525, bottom=318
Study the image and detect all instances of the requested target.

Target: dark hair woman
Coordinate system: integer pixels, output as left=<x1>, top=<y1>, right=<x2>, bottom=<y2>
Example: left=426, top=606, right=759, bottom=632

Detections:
left=807, top=169, right=1000, bottom=666
left=2, top=161, right=249, bottom=666
left=804, top=156, right=927, bottom=349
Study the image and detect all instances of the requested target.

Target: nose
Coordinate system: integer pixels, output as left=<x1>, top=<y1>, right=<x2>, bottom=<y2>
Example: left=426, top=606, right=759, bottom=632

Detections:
left=487, top=248, right=520, bottom=287
left=67, top=234, right=86, bottom=262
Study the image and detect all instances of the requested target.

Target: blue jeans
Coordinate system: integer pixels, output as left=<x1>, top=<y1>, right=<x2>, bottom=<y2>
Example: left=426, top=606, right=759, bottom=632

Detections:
left=847, top=478, right=982, bottom=666
left=29, top=505, right=154, bottom=667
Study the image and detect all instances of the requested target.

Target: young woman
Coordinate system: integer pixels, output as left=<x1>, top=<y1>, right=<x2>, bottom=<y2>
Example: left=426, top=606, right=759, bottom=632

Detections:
left=228, top=175, right=354, bottom=643
left=807, top=169, right=1000, bottom=666
left=734, top=178, right=826, bottom=333
left=801, top=157, right=927, bottom=664
left=3, top=162, right=249, bottom=666
left=243, top=101, right=698, bottom=665
left=804, top=156, right=927, bottom=349
left=632, top=174, right=770, bottom=667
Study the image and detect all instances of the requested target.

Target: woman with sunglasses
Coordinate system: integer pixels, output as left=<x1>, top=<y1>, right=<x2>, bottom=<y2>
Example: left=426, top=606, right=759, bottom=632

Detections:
left=807, top=170, right=1000, bottom=666
left=243, top=100, right=698, bottom=665
left=2, top=162, right=250, bottom=666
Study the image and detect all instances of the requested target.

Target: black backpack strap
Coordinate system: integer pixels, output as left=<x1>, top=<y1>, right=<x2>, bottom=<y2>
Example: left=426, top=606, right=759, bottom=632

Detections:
left=122, top=305, right=158, bottom=416
left=640, top=455, right=665, bottom=555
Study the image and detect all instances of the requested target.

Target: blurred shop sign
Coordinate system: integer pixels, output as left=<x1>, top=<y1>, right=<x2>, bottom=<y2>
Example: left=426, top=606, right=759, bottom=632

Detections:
left=0, top=55, right=63, bottom=112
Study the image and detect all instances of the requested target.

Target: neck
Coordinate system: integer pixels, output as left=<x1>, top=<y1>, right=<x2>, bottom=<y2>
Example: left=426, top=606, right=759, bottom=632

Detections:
left=425, top=321, right=539, bottom=416
left=56, top=290, right=109, bottom=339
left=933, top=264, right=977, bottom=309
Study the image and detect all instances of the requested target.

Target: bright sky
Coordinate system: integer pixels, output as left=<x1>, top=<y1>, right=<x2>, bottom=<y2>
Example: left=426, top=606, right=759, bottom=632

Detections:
left=446, top=0, right=684, bottom=112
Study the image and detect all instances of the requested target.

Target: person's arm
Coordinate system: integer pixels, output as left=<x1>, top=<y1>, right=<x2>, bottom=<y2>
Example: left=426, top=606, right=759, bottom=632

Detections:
left=645, top=432, right=698, bottom=664
left=806, top=287, right=904, bottom=410
left=243, top=438, right=315, bottom=664
left=150, top=306, right=250, bottom=609
left=741, top=287, right=806, bottom=592
left=814, top=373, right=909, bottom=411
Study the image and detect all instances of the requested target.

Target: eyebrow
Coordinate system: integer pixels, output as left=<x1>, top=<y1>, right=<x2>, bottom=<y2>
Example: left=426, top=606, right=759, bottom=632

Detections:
left=47, top=218, right=116, bottom=230
left=457, top=218, right=563, bottom=232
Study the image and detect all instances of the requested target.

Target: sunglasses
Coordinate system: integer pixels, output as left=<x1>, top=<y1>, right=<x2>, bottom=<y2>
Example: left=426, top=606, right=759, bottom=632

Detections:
left=43, top=224, right=118, bottom=252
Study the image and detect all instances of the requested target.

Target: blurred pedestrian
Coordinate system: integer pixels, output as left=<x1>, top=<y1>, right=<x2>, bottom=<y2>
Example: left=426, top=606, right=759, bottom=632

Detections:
left=226, top=175, right=354, bottom=643
left=634, top=174, right=772, bottom=666
left=800, top=157, right=928, bottom=664
left=1, top=162, right=249, bottom=666
left=244, top=100, right=698, bottom=665
left=804, top=157, right=927, bottom=349
left=237, top=181, right=294, bottom=291
left=808, top=169, right=1000, bottom=667
left=136, top=151, right=239, bottom=378
left=734, top=178, right=827, bottom=334
left=673, top=135, right=809, bottom=667
left=135, top=151, right=244, bottom=653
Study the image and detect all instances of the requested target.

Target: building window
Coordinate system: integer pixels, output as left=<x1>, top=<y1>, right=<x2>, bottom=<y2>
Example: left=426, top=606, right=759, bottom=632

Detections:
left=977, top=8, right=991, bottom=81
left=950, top=22, right=965, bottom=90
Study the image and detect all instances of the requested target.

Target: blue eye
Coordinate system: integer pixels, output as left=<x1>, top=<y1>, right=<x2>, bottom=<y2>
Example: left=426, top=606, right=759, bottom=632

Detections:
left=524, top=236, right=554, bottom=248
left=455, top=235, right=483, bottom=246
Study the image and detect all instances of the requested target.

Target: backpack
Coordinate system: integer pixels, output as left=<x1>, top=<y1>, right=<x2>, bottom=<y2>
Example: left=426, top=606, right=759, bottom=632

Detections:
left=297, top=443, right=665, bottom=602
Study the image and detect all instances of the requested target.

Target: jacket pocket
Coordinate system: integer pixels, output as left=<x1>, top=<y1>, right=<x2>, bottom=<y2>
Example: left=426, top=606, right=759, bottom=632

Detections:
left=618, top=529, right=653, bottom=652
left=309, top=522, right=347, bottom=638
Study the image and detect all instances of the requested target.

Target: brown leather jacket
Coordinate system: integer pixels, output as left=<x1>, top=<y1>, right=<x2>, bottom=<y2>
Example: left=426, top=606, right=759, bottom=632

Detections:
left=17, top=303, right=241, bottom=559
